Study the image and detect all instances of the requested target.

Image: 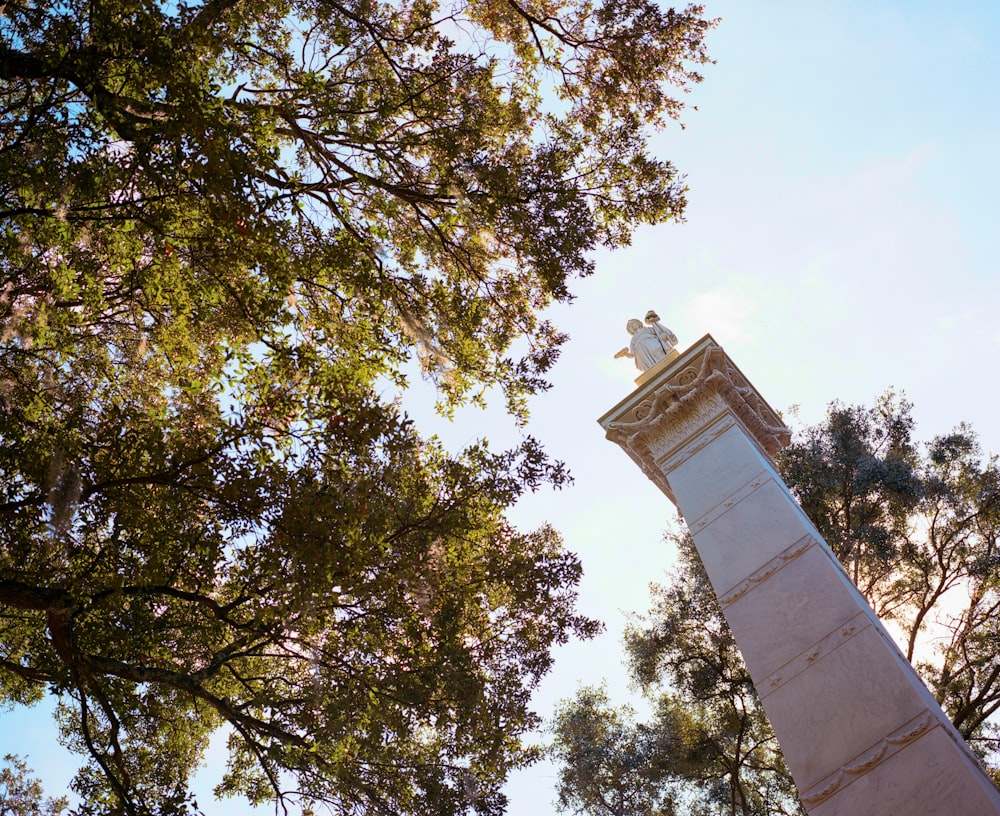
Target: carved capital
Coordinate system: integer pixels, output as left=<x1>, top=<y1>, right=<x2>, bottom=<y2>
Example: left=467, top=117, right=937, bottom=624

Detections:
left=598, top=335, right=790, bottom=504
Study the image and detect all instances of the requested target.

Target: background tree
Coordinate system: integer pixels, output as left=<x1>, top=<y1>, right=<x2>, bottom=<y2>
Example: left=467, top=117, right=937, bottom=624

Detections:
left=549, top=685, right=678, bottom=816
left=552, top=392, right=1000, bottom=811
left=623, top=536, right=802, bottom=816
left=552, top=536, right=802, bottom=816
left=778, top=392, right=923, bottom=605
left=0, top=0, right=714, bottom=813
left=0, top=754, right=67, bottom=816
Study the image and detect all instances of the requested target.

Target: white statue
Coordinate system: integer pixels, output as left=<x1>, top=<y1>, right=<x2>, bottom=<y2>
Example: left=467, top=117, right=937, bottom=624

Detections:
left=615, top=310, right=678, bottom=372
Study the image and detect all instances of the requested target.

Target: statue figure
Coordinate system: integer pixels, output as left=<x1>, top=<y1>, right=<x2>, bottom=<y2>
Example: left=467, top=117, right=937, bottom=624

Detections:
left=615, top=310, right=678, bottom=372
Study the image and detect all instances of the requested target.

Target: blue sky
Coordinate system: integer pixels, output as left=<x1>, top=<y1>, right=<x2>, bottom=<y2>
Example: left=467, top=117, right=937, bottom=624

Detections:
left=3, top=1, right=1000, bottom=813
left=501, top=1, right=1000, bottom=812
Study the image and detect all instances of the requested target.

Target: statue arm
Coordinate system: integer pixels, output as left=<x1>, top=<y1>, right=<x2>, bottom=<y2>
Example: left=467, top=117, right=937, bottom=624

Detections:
left=653, top=322, right=678, bottom=346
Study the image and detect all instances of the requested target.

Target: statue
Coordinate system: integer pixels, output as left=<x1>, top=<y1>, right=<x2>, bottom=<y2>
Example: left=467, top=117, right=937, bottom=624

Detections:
left=615, top=310, right=678, bottom=372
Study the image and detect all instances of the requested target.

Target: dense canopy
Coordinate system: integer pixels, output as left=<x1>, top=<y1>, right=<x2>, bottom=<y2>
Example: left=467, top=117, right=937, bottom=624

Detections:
left=0, top=0, right=712, bottom=813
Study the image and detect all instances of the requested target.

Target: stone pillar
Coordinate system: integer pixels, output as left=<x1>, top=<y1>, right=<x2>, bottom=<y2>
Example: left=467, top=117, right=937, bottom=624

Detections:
left=598, top=334, right=1000, bottom=815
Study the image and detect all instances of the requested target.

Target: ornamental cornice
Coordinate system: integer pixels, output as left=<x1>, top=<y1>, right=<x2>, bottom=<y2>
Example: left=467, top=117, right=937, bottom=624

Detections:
left=598, top=336, right=791, bottom=505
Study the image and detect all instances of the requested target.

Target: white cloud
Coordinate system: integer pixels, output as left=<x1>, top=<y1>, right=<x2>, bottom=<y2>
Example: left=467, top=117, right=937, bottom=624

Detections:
left=685, top=286, right=757, bottom=344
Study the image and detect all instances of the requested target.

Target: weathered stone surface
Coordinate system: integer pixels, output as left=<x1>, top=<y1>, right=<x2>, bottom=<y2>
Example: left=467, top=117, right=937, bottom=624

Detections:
left=685, top=477, right=812, bottom=596
left=809, top=726, right=1000, bottom=816
left=720, top=540, right=863, bottom=681
left=763, top=624, right=930, bottom=789
left=599, top=334, right=1000, bottom=815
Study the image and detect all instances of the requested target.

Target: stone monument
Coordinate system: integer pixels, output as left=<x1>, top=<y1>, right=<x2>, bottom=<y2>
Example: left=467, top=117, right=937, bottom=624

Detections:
left=614, top=310, right=680, bottom=382
left=599, top=329, right=1000, bottom=815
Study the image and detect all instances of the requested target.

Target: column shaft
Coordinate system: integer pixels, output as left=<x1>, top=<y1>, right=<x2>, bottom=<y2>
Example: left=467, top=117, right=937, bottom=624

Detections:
left=600, top=335, right=1000, bottom=815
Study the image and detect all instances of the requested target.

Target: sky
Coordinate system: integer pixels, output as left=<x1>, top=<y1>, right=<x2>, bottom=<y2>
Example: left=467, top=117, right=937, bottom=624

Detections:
left=4, top=0, right=1000, bottom=813
left=498, top=0, right=1000, bottom=811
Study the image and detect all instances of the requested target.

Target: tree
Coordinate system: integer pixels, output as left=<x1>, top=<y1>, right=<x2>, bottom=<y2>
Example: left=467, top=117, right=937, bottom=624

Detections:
left=623, top=536, right=802, bottom=816
left=0, top=0, right=714, bottom=813
left=550, top=686, right=670, bottom=816
left=552, top=393, right=1000, bottom=811
left=551, top=535, right=802, bottom=816
left=0, top=754, right=67, bottom=816
left=549, top=684, right=708, bottom=816
left=778, top=392, right=923, bottom=605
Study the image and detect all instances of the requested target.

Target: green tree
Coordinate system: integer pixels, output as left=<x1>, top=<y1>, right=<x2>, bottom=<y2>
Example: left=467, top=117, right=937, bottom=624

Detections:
left=0, top=0, right=713, bottom=813
left=550, top=684, right=701, bottom=816
left=0, top=754, right=67, bottom=816
left=623, top=536, right=802, bottom=816
left=778, top=392, right=923, bottom=604
left=551, top=536, right=802, bottom=816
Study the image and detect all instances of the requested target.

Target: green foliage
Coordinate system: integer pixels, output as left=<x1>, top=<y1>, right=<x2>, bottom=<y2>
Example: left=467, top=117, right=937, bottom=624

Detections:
left=778, top=391, right=922, bottom=599
left=550, top=685, right=693, bottom=816
left=623, top=535, right=802, bottom=816
left=0, top=754, right=67, bottom=816
left=0, top=0, right=712, bottom=419
left=551, top=534, right=802, bottom=816
left=0, top=0, right=713, bottom=812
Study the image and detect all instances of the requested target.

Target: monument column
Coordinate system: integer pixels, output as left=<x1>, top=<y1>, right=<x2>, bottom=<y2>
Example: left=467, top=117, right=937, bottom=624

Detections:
left=599, top=334, right=1000, bottom=815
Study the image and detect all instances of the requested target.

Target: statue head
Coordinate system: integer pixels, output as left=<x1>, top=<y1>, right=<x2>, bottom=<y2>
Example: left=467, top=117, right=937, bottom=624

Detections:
left=626, top=318, right=642, bottom=334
